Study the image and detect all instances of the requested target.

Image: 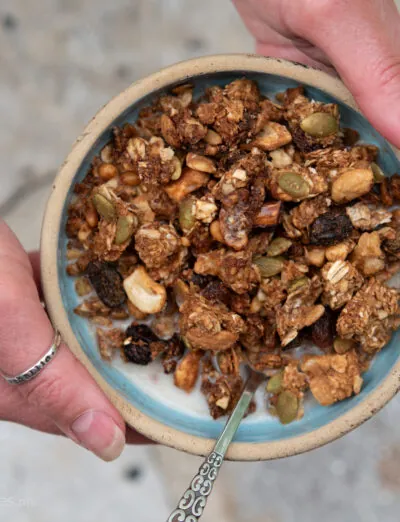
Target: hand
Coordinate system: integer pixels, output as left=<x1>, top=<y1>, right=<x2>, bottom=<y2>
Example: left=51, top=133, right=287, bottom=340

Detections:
left=233, top=0, right=400, bottom=148
left=0, top=220, right=148, bottom=461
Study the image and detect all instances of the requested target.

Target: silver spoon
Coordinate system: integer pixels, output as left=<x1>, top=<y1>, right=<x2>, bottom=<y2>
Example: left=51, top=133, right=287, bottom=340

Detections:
left=166, top=368, right=267, bottom=522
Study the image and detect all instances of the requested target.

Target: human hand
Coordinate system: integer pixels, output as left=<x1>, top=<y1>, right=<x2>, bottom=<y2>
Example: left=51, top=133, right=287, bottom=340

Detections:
left=0, top=220, right=148, bottom=461
left=233, top=0, right=400, bottom=148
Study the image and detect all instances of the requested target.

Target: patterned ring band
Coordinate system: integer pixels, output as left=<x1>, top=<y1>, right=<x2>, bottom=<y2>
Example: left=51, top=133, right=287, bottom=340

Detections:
left=1, top=330, right=62, bottom=385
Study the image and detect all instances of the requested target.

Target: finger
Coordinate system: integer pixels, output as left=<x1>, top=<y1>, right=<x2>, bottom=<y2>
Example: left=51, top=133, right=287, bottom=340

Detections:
left=0, top=377, right=63, bottom=436
left=256, top=40, right=336, bottom=74
left=289, top=0, right=400, bottom=148
left=28, top=251, right=42, bottom=295
left=0, top=221, right=126, bottom=461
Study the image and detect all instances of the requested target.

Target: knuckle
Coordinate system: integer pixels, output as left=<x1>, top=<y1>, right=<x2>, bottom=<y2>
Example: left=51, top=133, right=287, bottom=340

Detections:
left=24, top=372, right=65, bottom=412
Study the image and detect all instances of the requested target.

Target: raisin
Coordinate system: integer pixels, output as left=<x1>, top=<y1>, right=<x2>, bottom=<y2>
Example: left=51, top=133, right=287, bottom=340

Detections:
left=123, top=324, right=159, bottom=365
left=201, top=281, right=231, bottom=306
left=309, top=209, right=353, bottom=246
left=311, top=309, right=335, bottom=351
left=291, top=127, right=318, bottom=153
left=87, top=261, right=126, bottom=308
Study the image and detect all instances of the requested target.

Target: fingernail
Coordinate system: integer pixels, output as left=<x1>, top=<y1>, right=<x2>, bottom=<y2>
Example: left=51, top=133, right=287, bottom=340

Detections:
left=71, top=411, right=125, bottom=462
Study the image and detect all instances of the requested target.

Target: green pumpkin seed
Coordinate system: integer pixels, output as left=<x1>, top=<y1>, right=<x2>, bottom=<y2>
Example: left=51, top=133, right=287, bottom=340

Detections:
left=267, top=372, right=283, bottom=394
left=267, top=237, right=292, bottom=257
left=300, top=112, right=338, bottom=138
left=179, top=197, right=196, bottom=232
left=288, top=276, right=309, bottom=294
left=278, top=172, right=310, bottom=199
left=254, top=256, right=284, bottom=278
left=276, top=391, right=299, bottom=425
left=115, top=214, right=136, bottom=245
left=371, top=162, right=385, bottom=183
left=92, top=193, right=116, bottom=222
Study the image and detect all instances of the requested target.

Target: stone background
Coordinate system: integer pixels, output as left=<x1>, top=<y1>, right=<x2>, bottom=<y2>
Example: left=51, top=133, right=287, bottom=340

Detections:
left=1, top=1, right=400, bottom=521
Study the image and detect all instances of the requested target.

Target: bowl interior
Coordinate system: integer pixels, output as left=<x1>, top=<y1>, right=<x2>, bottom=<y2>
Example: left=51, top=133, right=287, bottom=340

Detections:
left=58, top=70, right=400, bottom=443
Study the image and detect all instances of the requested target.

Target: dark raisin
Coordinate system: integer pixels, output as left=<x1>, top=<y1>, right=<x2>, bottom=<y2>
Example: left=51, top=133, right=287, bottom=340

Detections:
left=291, top=127, right=319, bottom=153
left=311, top=309, right=335, bottom=351
left=309, top=209, right=353, bottom=246
left=123, top=325, right=159, bottom=365
left=342, top=128, right=360, bottom=146
left=87, top=261, right=126, bottom=308
left=201, top=281, right=231, bottom=306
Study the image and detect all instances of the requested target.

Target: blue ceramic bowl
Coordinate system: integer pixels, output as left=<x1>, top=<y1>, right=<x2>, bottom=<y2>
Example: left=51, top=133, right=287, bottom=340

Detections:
left=41, top=55, right=400, bottom=460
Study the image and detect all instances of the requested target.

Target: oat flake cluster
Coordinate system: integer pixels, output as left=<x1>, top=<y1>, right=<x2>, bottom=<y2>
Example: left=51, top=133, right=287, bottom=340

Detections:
left=66, top=79, right=400, bottom=424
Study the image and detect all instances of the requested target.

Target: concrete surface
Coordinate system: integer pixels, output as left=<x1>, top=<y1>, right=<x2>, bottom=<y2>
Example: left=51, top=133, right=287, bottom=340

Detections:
left=1, top=1, right=400, bottom=521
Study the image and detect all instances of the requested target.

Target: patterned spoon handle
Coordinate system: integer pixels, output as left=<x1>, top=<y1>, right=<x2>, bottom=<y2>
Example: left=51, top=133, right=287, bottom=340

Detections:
left=166, top=370, right=265, bottom=522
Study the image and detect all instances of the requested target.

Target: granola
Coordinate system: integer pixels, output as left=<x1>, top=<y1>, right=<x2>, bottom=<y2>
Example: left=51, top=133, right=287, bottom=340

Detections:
left=66, top=78, right=400, bottom=424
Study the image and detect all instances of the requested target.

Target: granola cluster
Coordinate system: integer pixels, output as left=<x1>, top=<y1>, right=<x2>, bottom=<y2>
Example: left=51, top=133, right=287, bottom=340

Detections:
left=66, top=79, right=400, bottom=424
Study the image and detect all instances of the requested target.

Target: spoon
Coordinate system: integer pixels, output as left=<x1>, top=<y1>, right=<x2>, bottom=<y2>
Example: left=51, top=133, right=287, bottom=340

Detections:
left=166, top=368, right=267, bottom=522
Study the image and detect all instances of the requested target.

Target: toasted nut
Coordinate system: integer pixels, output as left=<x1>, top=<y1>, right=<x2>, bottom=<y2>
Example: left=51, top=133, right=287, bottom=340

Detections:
left=254, top=256, right=284, bottom=278
left=160, top=114, right=181, bottom=148
left=252, top=122, right=292, bottom=151
left=215, top=396, right=230, bottom=410
left=267, top=371, right=283, bottom=394
left=123, top=266, right=166, bottom=314
left=174, top=351, right=201, bottom=393
left=267, top=238, right=292, bottom=257
left=85, top=205, right=99, bottom=228
left=278, top=172, right=310, bottom=199
left=92, top=193, right=116, bottom=222
left=98, top=163, right=118, bottom=181
left=120, top=171, right=141, bottom=186
left=100, top=144, right=114, bottom=163
left=210, top=220, right=224, bottom=243
left=173, top=279, right=190, bottom=307
left=115, top=214, right=137, bottom=245
left=269, top=148, right=293, bottom=168
left=276, top=391, right=299, bottom=424
left=164, top=168, right=209, bottom=202
left=78, top=223, right=92, bottom=243
left=254, top=201, right=282, bottom=227
left=75, top=277, right=92, bottom=296
left=300, top=112, right=338, bottom=137
left=331, top=168, right=374, bottom=203
left=325, top=240, right=354, bottom=262
left=179, top=197, right=196, bottom=233
left=194, top=198, right=218, bottom=224
left=186, top=152, right=216, bottom=174
left=66, top=248, right=82, bottom=260
left=371, top=162, right=385, bottom=183
left=127, top=137, right=146, bottom=160
left=205, top=129, right=222, bottom=145
left=334, top=337, right=356, bottom=354
left=171, top=156, right=182, bottom=181
left=127, top=300, right=148, bottom=320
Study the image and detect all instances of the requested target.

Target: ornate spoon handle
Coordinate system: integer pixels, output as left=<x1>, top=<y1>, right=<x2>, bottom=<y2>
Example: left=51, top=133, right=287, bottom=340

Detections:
left=166, top=371, right=265, bottom=522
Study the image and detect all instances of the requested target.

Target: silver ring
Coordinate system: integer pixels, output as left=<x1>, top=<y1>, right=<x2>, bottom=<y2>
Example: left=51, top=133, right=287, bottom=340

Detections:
left=2, top=330, right=62, bottom=385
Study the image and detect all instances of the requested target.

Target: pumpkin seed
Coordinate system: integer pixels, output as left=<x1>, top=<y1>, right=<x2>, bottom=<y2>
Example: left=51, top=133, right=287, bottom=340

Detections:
left=115, top=214, right=136, bottom=245
left=254, top=256, right=284, bottom=278
left=276, top=391, right=299, bottom=424
left=278, top=172, right=310, bottom=199
left=266, top=372, right=283, bottom=394
left=288, top=276, right=309, bottom=293
left=267, top=237, right=292, bottom=257
left=371, top=162, right=385, bottom=183
left=171, top=156, right=182, bottom=181
left=92, top=193, right=116, bottom=222
left=179, top=197, right=196, bottom=232
left=300, top=112, right=338, bottom=137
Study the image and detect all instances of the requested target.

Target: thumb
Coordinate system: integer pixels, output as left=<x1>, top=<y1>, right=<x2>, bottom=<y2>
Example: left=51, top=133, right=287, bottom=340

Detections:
left=292, top=0, right=400, bottom=149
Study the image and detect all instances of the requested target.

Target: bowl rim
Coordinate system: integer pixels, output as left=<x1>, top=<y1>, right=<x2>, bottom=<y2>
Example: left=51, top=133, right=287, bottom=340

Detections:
left=41, top=53, right=400, bottom=461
